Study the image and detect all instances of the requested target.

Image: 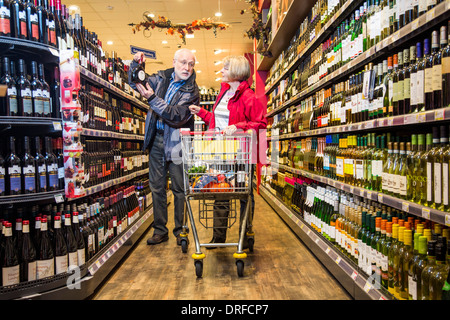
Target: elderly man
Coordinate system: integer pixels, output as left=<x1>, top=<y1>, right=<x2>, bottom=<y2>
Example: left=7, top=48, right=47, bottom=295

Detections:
left=130, top=49, right=199, bottom=245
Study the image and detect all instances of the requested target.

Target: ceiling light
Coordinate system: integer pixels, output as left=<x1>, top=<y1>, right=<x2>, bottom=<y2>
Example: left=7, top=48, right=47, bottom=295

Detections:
left=215, top=77, right=222, bottom=81
left=215, top=70, right=221, bottom=74
left=197, top=70, right=202, bottom=73
left=107, top=41, right=113, bottom=45
left=148, top=13, right=155, bottom=18
left=162, top=40, right=168, bottom=44
left=107, top=5, right=114, bottom=10
left=214, top=61, right=222, bottom=65
left=214, top=49, right=222, bottom=55
left=196, top=61, right=199, bottom=64
left=215, top=12, right=222, bottom=17
left=191, top=49, right=196, bottom=53
left=186, top=34, right=194, bottom=39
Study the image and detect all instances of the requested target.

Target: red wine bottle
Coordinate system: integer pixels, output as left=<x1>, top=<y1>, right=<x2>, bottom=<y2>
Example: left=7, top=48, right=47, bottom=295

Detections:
left=52, top=215, right=67, bottom=274
left=35, top=0, right=47, bottom=44
left=44, top=0, right=56, bottom=47
left=34, top=136, right=47, bottom=192
left=0, top=56, right=19, bottom=116
left=38, top=63, right=51, bottom=118
left=16, top=59, right=33, bottom=117
left=36, top=217, right=54, bottom=279
left=0, top=152, right=5, bottom=196
left=44, top=136, right=58, bottom=191
left=22, top=136, right=37, bottom=194
left=6, top=136, right=22, bottom=195
left=50, top=65, right=61, bottom=119
left=1, top=222, right=20, bottom=286
left=63, top=213, right=78, bottom=268
left=10, top=0, right=27, bottom=39
left=25, top=0, right=39, bottom=42
left=30, top=61, right=44, bottom=117
left=0, top=0, right=11, bottom=36
left=20, top=220, right=37, bottom=282
left=71, top=212, right=85, bottom=266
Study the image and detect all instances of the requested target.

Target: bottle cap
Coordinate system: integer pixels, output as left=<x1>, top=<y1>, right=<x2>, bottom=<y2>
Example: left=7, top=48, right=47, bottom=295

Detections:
left=418, top=236, right=428, bottom=254
left=404, top=230, right=412, bottom=245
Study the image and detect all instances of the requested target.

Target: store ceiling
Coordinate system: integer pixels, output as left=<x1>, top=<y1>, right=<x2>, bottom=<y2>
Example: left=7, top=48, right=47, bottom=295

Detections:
left=67, top=0, right=255, bottom=90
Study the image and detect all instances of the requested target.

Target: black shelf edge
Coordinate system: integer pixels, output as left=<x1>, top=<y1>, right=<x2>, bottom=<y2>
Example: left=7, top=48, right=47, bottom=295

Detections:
left=0, top=190, right=64, bottom=206
left=0, top=36, right=59, bottom=64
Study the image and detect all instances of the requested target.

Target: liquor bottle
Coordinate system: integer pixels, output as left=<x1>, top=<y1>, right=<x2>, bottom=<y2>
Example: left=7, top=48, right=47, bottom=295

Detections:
left=443, top=21, right=450, bottom=108
left=36, top=217, right=54, bottom=279
left=19, top=220, right=37, bottom=282
left=30, top=61, right=44, bottom=117
left=420, top=239, right=437, bottom=300
left=21, top=136, right=36, bottom=194
left=10, top=0, right=27, bottom=39
left=433, top=26, right=447, bottom=110
left=38, top=63, right=51, bottom=117
left=44, top=136, right=58, bottom=191
left=71, top=212, right=85, bottom=266
left=388, top=223, right=399, bottom=295
left=25, top=0, right=38, bottom=41
left=1, top=222, right=20, bottom=286
left=0, top=56, right=19, bottom=116
left=52, top=215, right=67, bottom=274
left=403, top=47, right=412, bottom=114
left=55, top=137, right=64, bottom=189
left=381, top=221, right=393, bottom=288
left=35, top=0, right=47, bottom=44
left=428, top=239, right=449, bottom=300
left=63, top=213, right=77, bottom=268
left=0, top=0, right=11, bottom=36
left=408, top=235, right=427, bottom=300
left=16, top=59, right=33, bottom=116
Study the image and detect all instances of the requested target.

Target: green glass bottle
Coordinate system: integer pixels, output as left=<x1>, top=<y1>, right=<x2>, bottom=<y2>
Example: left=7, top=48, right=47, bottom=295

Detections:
left=381, top=221, right=393, bottom=289
left=429, top=240, right=450, bottom=300
left=399, top=229, right=415, bottom=300
left=420, top=240, right=437, bottom=300
left=425, top=127, right=440, bottom=208
left=408, top=235, right=427, bottom=300
left=388, top=223, right=399, bottom=296
left=413, top=134, right=427, bottom=204
left=393, top=226, right=406, bottom=299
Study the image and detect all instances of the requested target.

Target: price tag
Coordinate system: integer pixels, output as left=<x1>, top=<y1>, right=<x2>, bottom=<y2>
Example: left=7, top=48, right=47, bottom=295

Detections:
left=402, top=202, right=409, bottom=212
left=315, top=237, right=320, bottom=244
left=417, top=113, right=426, bottom=123
left=53, top=121, right=62, bottom=131
left=426, top=9, right=435, bottom=23
left=378, top=194, right=383, bottom=203
left=445, top=214, right=450, bottom=227
left=435, top=109, right=444, bottom=121
left=54, top=193, right=64, bottom=203
left=335, top=256, right=341, bottom=265
left=325, top=247, right=331, bottom=255
left=422, top=208, right=430, bottom=220
left=351, top=271, right=358, bottom=281
left=411, top=19, right=419, bottom=32
left=404, top=114, right=416, bottom=125
left=365, top=120, right=374, bottom=129
left=366, top=191, right=372, bottom=200
left=364, top=281, right=373, bottom=293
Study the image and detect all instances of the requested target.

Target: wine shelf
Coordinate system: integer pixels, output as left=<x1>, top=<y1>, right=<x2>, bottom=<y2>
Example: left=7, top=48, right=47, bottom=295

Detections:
left=66, top=168, right=148, bottom=201
left=0, top=36, right=59, bottom=64
left=270, top=162, right=450, bottom=227
left=265, top=0, right=364, bottom=94
left=79, top=67, right=149, bottom=111
left=266, top=0, right=450, bottom=117
left=268, top=106, right=450, bottom=141
left=82, top=128, right=144, bottom=141
left=0, top=189, right=65, bottom=206
left=257, top=181, right=392, bottom=300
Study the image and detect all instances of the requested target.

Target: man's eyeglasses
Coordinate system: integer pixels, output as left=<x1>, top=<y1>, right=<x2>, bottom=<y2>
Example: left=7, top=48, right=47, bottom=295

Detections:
left=175, top=60, right=196, bottom=69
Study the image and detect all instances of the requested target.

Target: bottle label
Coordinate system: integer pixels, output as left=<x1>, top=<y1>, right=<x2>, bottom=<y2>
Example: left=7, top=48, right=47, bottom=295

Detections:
left=432, top=64, right=443, bottom=91
left=399, top=175, right=407, bottom=196
left=78, top=249, right=86, bottom=266
left=0, top=176, right=4, bottom=195
left=55, top=255, right=68, bottom=274
left=410, top=72, right=416, bottom=105
left=0, top=7, right=11, bottom=35
left=36, top=259, right=54, bottom=279
left=27, top=261, right=37, bottom=281
left=24, top=175, right=35, bottom=192
left=408, top=275, right=418, bottom=300
left=443, top=163, right=449, bottom=206
left=443, top=56, right=450, bottom=75
left=403, top=78, right=410, bottom=100
left=2, top=265, right=20, bottom=286
left=48, top=172, right=58, bottom=188
left=68, top=251, right=78, bottom=268
left=425, top=68, right=433, bottom=93
left=416, top=70, right=425, bottom=104
left=427, top=162, right=433, bottom=202
left=434, top=162, right=442, bottom=204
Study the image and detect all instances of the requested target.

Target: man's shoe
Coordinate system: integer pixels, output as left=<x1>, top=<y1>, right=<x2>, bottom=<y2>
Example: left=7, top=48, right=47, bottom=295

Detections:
left=206, top=237, right=226, bottom=250
left=176, top=234, right=189, bottom=246
left=147, top=233, right=169, bottom=245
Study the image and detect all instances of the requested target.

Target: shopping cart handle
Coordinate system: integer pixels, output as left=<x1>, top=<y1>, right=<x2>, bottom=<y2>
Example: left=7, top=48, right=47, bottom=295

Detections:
left=180, top=129, right=253, bottom=136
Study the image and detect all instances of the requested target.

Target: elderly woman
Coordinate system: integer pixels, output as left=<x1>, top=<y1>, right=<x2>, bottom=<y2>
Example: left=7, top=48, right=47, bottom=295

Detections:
left=189, top=55, right=267, bottom=249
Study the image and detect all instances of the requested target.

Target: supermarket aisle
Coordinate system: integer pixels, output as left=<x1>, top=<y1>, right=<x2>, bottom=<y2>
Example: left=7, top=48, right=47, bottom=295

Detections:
left=92, top=191, right=351, bottom=300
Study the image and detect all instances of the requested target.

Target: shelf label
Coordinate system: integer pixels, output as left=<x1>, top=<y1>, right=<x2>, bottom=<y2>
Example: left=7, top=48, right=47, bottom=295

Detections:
left=422, top=208, right=430, bottom=220
left=364, top=281, right=373, bottom=293
left=445, top=214, right=450, bottom=227
left=325, top=247, right=331, bottom=255
left=54, top=193, right=64, bottom=203
left=53, top=121, right=62, bottom=131
left=435, top=109, right=444, bottom=121
left=351, top=271, right=358, bottom=281
left=417, top=113, right=426, bottom=123
left=378, top=194, right=383, bottom=203
left=426, top=9, right=435, bottom=22
left=335, top=256, right=341, bottom=265
left=402, top=202, right=409, bottom=212
left=404, top=114, right=416, bottom=125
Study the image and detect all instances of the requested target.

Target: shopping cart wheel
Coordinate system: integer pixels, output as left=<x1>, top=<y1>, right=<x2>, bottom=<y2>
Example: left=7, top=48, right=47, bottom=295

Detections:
left=247, top=238, right=254, bottom=253
left=195, top=260, right=203, bottom=278
left=181, top=239, right=188, bottom=253
left=236, top=260, right=244, bottom=277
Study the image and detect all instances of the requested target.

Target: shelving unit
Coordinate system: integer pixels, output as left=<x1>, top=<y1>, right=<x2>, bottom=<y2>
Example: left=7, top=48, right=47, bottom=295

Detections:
left=257, top=0, right=450, bottom=301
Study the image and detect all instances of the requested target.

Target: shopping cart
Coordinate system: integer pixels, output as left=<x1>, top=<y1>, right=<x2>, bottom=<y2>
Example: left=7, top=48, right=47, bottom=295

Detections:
left=179, top=129, right=254, bottom=277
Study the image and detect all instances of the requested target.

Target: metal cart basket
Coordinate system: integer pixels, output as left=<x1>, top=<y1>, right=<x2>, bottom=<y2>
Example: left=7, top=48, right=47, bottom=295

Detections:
left=179, top=130, right=254, bottom=277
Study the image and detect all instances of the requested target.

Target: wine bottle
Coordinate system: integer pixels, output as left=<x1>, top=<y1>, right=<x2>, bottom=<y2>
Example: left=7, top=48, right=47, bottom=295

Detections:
left=36, top=217, right=54, bottom=279
left=71, top=212, right=85, bottom=266
left=420, top=239, right=437, bottom=300
left=443, top=21, right=450, bottom=108
left=52, top=215, right=67, bottom=274
left=30, top=61, right=44, bottom=117
left=63, top=213, right=77, bottom=268
left=33, top=136, right=46, bottom=192
left=428, top=239, right=449, bottom=300
left=19, top=219, right=37, bottom=282
left=0, top=0, right=11, bottom=36
left=425, top=34, right=438, bottom=110
left=1, top=222, right=20, bottom=286
left=0, top=56, right=19, bottom=117
left=35, top=0, right=47, bottom=44
left=25, top=0, right=38, bottom=41
left=44, top=0, right=56, bottom=47
left=6, top=136, right=21, bottom=195
left=10, top=0, right=27, bottom=39
left=55, top=137, right=64, bottom=189
left=16, top=59, right=33, bottom=117
left=22, top=136, right=36, bottom=194
left=50, top=65, right=61, bottom=119
left=433, top=26, right=447, bottom=110
left=130, top=59, right=147, bottom=86
left=44, top=136, right=58, bottom=191
left=38, top=63, right=51, bottom=117
left=0, top=152, right=5, bottom=196
left=417, top=41, right=426, bottom=112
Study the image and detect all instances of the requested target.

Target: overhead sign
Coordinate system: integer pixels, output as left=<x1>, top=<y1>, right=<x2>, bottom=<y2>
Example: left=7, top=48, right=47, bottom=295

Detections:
left=130, top=46, right=157, bottom=59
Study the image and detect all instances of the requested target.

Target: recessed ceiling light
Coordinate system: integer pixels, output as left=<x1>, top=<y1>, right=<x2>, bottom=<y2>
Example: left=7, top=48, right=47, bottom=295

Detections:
left=197, top=70, right=202, bottom=73
left=214, top=61, right=222, bottom=65
left=195, top=61, right=199, bottom=64
left=215, top=12, right=222, bottom=17
left=107, top=5, right=114, bottom=10
left=107, top=41, right=113, bottom=45
left=186, top=34, right=194, bottom=39
left=214, top=49, right=222, bottom=54
left=148, top=13, right=155, bottom=18
left=215, top=70, right=221, bottom=74
left=162, top=40, right=168, bottom=44
left=215, top=77, right=222, bottom=81
left=191, top=49, right=196, bottom=53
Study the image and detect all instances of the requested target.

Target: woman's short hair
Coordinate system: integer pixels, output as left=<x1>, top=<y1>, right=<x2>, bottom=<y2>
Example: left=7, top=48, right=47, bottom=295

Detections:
left=223, top=55, right=251, bottom=82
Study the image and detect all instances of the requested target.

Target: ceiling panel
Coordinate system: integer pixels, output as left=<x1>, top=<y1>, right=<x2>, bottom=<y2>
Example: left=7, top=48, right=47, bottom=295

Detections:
left=66, top=0, right=255, bottom=89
